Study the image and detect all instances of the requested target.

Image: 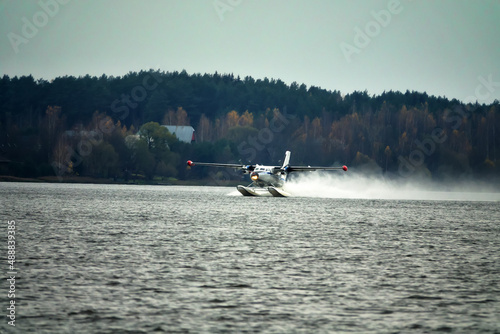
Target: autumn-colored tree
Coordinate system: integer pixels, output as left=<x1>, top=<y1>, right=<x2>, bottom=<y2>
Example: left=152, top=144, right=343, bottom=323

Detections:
left=311, top=117, right=322, bottom=140
left=163, top=109, right=176, bottom=125
left=52, top=135, right=72, bottom=175
left=293, top=116, right=309, bottom=142
left=162, top=107, right=190, bottom=125
left=399, top=132, right=408, bottom=153
left=384, top=145, right=392, bottom=172
left=1, top=72, right=499, bottom=180
left=88, top=111, right=114, bottom=134
left=197, top=114, right=212, bottom=142
left=226, top=110, right=239, bottom=128
left=238, top=110, right=254, bottom=127
left=175, top=107, right=190, bottom=125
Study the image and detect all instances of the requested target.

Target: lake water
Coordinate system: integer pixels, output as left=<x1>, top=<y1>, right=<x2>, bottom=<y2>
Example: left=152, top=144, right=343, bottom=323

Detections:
left=1, top=182, right=500, bottom=333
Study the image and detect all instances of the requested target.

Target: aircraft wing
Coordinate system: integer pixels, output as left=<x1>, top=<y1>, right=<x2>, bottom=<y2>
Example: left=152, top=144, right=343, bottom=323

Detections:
left=187, top=160, right=255, bottom=171
left=286, top=165, right=348, bottom=172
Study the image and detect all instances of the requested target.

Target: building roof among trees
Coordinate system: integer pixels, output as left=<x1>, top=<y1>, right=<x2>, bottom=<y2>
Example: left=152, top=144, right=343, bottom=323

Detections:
left=163, top=125, right=195, bottom=143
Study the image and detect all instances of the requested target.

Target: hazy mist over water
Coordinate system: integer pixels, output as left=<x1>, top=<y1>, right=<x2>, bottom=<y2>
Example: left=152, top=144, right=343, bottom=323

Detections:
left=284, top=172, right=500, bottom=201
left=1, top=182, right=499, bottom=333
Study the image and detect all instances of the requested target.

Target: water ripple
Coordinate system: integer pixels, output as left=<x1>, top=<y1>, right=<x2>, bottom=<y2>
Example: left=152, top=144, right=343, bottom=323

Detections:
left=1, top=183, right=499, bottom=333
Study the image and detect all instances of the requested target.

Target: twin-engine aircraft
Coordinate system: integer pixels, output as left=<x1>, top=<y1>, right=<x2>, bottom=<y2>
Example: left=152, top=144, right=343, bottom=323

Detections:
left=187, top=151, right=347, bottom=197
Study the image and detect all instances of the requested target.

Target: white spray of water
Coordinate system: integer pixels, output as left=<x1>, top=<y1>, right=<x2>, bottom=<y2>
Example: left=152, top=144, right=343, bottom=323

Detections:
left=283, top=172, right=500, bottom=201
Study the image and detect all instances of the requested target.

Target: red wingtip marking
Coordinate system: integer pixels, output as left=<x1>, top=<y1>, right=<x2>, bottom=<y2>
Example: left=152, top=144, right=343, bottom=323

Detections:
left=343, top=165, right=348, bottom=171
left=187, top=160, right=193, bottom=166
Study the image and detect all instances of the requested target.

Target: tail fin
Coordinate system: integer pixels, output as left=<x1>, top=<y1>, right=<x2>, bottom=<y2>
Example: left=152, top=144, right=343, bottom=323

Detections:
left=282, top=151, right=291, bottom=169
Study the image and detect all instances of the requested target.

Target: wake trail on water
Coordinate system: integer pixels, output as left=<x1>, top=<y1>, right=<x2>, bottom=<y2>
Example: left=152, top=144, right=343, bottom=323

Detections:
left=283, top=172, right=500, bottom=201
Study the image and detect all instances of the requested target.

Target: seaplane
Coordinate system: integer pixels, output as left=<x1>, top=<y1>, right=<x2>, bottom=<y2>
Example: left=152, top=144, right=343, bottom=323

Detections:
left=187, top=151, right=347, bottom=197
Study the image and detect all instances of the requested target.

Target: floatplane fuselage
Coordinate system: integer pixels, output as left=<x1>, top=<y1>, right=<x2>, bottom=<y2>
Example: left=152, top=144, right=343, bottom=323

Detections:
left=187, top=151, right=347, bottom=197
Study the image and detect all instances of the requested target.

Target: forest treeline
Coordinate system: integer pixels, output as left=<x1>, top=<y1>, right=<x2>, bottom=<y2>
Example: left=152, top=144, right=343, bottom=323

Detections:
left=0, top=70, right=499, bottom=182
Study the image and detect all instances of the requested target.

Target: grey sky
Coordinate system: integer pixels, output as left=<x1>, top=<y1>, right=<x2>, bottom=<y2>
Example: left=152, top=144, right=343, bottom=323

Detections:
left=1, top=0, right=499, bottom=103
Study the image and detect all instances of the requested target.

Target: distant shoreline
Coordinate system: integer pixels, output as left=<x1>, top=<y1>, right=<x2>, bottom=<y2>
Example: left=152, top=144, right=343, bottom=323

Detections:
left=0, top=175, right=239, bottom=187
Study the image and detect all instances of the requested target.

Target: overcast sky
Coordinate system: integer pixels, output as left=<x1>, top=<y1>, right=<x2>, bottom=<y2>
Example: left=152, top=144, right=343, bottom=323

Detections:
left=1, top=0, right=499, bottom=103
